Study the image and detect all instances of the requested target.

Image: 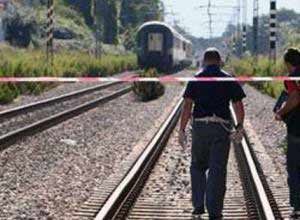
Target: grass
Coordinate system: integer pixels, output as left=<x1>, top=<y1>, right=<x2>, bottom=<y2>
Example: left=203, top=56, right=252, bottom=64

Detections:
left=228, top=56, right=286, bottom=98
left=0, top=46, right=137, bottom=103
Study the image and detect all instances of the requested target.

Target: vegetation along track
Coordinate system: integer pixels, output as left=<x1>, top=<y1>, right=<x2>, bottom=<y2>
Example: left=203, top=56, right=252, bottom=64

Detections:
left=0, top=81, right=132, bottom=151
left=74, top=97, right=285, bottom=220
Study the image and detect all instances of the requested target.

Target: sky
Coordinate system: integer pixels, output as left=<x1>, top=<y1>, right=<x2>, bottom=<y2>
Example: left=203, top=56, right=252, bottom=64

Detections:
left=162, top=0, right=300, bottom=38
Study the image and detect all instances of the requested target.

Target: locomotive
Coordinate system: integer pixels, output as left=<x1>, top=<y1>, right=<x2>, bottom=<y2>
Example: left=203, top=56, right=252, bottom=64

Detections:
left=137, top=21, right=193, bottom=72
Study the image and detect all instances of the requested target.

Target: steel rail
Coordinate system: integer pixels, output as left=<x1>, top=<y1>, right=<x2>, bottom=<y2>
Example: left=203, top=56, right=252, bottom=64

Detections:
left=0, top=81, right=121, bottom=120
left=230, top=105, right=276, bottom=220
left=0, top=87, right=131, bottom=151
left=93, top=101, right=277, bottom=220
left=95, top=98, right=183, bottom=220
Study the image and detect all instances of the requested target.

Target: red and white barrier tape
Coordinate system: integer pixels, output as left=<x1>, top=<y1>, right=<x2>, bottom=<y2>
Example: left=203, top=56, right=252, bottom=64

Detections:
left=0, top=76, right=299, bottom=83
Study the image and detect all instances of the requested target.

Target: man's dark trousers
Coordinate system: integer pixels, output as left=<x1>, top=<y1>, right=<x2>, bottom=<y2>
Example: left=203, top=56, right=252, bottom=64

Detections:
left=191, top=121, right=231, bottom=218
left=287, top=134, right=300, bottom=211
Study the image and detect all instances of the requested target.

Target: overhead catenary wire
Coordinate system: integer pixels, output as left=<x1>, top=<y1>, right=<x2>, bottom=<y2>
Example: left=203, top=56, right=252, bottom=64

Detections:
left=196, top=1, right=240, bottom=39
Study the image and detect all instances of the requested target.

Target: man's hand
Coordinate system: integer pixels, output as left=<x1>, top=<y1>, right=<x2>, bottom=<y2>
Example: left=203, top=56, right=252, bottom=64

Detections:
left=230, top=124, right=244, bottom=145
left=277, top=90, right=300, bottom=117
left=275, top=113, right=283, bottom=121
left=178, top=130, right=187, bottom=148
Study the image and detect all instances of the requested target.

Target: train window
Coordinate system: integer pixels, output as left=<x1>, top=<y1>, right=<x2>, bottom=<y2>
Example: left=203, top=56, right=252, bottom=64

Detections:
left=183, top=42, right=186, bottom=51
left=148, top=33, right=163, bottom=52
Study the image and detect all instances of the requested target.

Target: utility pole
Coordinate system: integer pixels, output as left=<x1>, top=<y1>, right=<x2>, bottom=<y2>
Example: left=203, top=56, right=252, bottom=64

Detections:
left=94, top=0, right=102, bottom=59
left=242, top=0, right=247, bottom=53
left=235, top=0, right=241, bottom=57
left=168, top=10, right=179, bottom=27
left=253, top=0, right=259, bottom=59
left=270, top=0, right=277, bottom=63
left=164, top=4, right=179, bottom=26
left=236, top=0, right=241, bottom=36
left=46, top=0, right=54, bottom=67
left=207, top=0, right=213, bottom=39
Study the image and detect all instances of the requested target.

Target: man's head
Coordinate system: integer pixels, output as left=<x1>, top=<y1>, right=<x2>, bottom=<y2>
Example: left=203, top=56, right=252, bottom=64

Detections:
left=284, top=48, right=300, bottom=72
left=203, top=47, right=222, bottom=67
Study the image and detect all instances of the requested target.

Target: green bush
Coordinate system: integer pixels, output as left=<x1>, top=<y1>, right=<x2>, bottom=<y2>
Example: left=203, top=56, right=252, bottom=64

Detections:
left=133, top=68, right=165, bottom=102
left=0, top=83, right=19, bottom=104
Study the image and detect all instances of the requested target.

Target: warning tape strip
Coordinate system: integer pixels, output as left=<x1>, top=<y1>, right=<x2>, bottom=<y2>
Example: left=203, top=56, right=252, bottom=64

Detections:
left=0, top=76, right=299, bottom=83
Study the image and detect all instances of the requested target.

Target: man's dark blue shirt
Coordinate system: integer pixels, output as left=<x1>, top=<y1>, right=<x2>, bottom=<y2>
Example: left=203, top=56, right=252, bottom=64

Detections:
left=183, top=65, right=246, bottom=120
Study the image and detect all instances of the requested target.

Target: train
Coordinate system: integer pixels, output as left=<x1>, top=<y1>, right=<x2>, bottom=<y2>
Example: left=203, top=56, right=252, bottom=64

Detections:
left=137, top=21, right=193, bottom=72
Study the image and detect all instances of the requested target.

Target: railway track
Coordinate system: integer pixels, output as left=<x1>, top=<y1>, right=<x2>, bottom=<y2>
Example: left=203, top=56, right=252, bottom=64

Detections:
left=243, top=121, right=293, bottom=220
left=74, top=97, right=288, bottom=220
left=0, top=81, right=132, bottom=151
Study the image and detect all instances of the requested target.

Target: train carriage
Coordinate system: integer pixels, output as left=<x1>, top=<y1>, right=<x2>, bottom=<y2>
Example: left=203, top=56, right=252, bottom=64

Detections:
left=137, top=21, right=193, bottom=72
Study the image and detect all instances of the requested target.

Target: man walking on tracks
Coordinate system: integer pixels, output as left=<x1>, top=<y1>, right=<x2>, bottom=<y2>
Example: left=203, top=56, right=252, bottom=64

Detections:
left=275, top=48, right=300, bottom=220
left=179, top=48, right=246, bottom=220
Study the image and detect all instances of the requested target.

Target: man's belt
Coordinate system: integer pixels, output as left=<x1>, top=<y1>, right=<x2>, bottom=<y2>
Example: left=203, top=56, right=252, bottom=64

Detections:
left=193, top=115, right=231, bottom=125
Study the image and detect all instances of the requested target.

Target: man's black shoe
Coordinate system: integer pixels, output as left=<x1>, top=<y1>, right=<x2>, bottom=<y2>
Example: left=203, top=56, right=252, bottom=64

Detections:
left=192, top=208, right=205, bottom=216
left=209, top=215, right=223, bottom=220
left=192, top=207, right=205, bottom=216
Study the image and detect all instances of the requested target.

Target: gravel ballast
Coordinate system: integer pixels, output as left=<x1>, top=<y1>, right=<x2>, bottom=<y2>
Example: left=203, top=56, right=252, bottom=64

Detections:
left=0, top=83, right=128, bottom=137
left=243, top=85, right=287, bottom=168
left=0, top=79, right=290, bottom=219
left=0, top=76, right=187, bottom=219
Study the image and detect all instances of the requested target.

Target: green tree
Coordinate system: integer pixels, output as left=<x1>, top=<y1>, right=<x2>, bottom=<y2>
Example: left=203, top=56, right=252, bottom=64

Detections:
left=120, top=0, right=163, bottom=29
left=92, top=0, right=120, bottom=44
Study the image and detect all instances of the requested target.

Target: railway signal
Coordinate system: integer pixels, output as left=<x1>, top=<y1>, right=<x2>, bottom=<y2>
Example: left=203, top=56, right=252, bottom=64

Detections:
left=242, top=25, right=247, bottom=53
left=233, top=36, right=237, bottom=55
left=46, top=0, right=54, bottom=67
left=270, top=0, right=277, bottom=63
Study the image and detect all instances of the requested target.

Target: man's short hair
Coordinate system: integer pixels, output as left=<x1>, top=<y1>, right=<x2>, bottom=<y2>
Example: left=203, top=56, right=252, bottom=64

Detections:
left=284, top=48, right=300, bottom=67
left=203, top=48, right=221, bottom=61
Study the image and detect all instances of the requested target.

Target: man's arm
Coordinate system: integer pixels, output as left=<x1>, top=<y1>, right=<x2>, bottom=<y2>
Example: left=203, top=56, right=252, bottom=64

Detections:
left=277, top=90, right=300, bottom=118
left=180, top=98, right=193, bottom=131
left=232, top=100, right=245, bottom=126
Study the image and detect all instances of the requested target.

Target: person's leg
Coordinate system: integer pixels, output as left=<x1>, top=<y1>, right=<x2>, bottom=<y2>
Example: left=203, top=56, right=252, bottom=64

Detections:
left=190, top=160, right=208, bottom=213
left=287, top=135, right=300, bottom=212
left=191, top=123, right=210, bottom=213
left=206, top=128, right=230, bottom=219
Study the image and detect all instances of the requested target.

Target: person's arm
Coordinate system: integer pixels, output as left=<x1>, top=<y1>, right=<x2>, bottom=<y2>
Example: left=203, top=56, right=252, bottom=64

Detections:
left=276, top=90, right=300, bottom=119
left=180, top=98, right=193, bottom=131
left=232, top=100, right=245, bottom=127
